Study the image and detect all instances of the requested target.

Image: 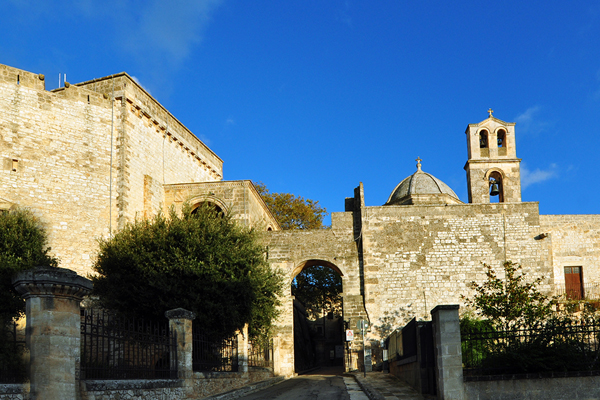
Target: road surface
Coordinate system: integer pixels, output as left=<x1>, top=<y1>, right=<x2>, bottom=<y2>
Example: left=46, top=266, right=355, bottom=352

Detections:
left=236, top=368, right=369, bottom=400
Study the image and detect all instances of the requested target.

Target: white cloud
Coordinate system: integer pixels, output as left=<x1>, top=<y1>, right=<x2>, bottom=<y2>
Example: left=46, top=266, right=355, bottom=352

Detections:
left=122, top=0, right=223, bottom=65
left=225, top=117, right=235, bottom=126
left=130, top=76, right=151, bottom=95
left=521, top=163, right=558, bottom=189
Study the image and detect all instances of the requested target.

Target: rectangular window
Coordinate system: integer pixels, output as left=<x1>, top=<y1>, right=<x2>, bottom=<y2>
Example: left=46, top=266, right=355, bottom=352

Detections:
left=564, top=266, right=584, bottom=300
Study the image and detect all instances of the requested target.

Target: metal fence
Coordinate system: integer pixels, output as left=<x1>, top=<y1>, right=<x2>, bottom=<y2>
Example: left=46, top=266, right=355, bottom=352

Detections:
left=555, top=282, right=600, bottom=300
left=462, top=320, right=600, bottom=377
left=80, top=309, right=177, bottom=380
left=248, top=337, right=273, bottom=369
left=0, top=320, right=27, bottom=383
left=192, top=324, right=238, bottom=372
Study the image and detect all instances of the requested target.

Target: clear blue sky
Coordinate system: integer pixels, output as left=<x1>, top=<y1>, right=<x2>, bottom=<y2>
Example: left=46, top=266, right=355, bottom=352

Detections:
left=2, top=1, right=599, bottom=222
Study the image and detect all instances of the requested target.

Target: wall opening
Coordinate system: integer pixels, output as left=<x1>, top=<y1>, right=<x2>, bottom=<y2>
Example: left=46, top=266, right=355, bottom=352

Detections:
left=489, top=171, right=504, bottom=203
left=497, top=129, right=507, bottom=156
left=479, top=130, right=489, bottom=157
left=291, top=260, right=345, bottom=374
left=191, top=201, right=224, bottom=217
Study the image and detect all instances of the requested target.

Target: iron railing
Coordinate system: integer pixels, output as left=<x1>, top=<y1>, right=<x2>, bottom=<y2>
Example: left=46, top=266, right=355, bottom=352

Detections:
left=462, top=320, right=600, bottom=378
left=192, top=323, right=237, bottom=372
left=555, top=282, right=600, bottom=300
left=248, top=337, right=273, bottom=369
left=0, top=320, right=27, bottom=383
left=80, top=309, right=177, bottom=380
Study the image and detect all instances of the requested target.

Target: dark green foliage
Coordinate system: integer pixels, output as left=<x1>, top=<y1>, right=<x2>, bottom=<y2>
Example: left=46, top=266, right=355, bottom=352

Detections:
left=461, top=261, right=600, bottom=375
left=91, top=204, right=284, bottom=340
left=0, top=208, right=57, bottom=320
left=292, top=265, right=342, bottom=320
left=254, top=182, right=328, bottom=230
left=461, top=261, right=555, bottom=330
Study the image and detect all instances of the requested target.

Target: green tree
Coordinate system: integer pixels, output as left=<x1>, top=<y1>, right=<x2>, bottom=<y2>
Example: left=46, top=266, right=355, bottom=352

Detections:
left=461, top=261, right=555, bottom=330
left=0, top=209, right=58, bottom=320
left=91, top=203, right=284, bottom=339
left=254, top=182, right=327, bottom=229
left=292, top=265, right=342, bottom=320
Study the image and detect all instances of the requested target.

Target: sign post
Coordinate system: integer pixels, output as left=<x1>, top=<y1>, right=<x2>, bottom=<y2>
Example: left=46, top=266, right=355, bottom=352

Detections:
left=357, top=319, right=369, bottom=377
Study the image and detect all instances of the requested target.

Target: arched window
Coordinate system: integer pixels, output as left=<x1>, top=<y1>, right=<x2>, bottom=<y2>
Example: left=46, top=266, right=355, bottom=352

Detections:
left=489, top=171, right=504, bottom=203
left=497, top=129, right=506, bottom=147
left=497, top=129, right=507, bottom=156
left=479, top=130, right=489, bottom=148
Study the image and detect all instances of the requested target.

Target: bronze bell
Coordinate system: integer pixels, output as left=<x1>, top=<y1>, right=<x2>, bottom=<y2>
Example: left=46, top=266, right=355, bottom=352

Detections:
left=490, top=181, right=500, bottom=196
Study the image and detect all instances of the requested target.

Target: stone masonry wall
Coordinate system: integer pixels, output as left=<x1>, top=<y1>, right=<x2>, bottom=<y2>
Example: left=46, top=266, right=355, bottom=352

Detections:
left=0, top=64, right=117, bottom=276
left=263, top=213, right=366, bottom=376
left=0, top=64, right=222, bottom=276
left=164, top=180, right=279, bottom=230
left=360, top=202, right=551, bottom=339
left=540, top=214, right=600, bottom=290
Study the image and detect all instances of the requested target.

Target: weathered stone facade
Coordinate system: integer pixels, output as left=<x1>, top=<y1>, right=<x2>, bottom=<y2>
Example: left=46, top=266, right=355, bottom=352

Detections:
left=263, top=114, right=599, bottom=376
left=0, top=63, right=278, bottom=275
left=2, top=63, right=598, bottom=378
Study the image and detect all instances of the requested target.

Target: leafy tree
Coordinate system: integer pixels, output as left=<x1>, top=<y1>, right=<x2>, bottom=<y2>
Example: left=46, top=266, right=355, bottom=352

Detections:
left=254, top=182, right=327, bottom=230
left=91, top=203, right=284, bottom=339
left=0, top=209, right=58, bottom=320
left=461, top=261, right=555, bottom=330
left=292, top=265, right=342, bottom=320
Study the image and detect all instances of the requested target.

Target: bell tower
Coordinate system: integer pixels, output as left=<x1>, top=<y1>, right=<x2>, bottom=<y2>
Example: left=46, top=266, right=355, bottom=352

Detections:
left=464, top=109, right=521, bottom=203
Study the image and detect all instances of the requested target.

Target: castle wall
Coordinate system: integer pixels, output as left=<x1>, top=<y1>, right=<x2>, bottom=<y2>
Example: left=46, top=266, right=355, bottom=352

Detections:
left=0, top=65, right=117, bottom=275
left=0, top=64, right=222, bottom=275
left=358, top=201, right=551, bottom=338
left=540, top=214, right=600, bottom=290
left=262, top=215, right=363, bottom=376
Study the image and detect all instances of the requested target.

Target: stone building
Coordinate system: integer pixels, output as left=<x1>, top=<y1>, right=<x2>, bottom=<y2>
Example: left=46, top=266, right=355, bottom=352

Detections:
left=1, top=63, right=599, bottom=377
left=0, top=63, right=279, bottom=275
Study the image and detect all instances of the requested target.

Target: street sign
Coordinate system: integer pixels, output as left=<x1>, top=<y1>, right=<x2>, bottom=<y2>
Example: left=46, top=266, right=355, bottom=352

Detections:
left=345, top=329, right=354, bottom=342
left=356, top=319, right=368, bottom=330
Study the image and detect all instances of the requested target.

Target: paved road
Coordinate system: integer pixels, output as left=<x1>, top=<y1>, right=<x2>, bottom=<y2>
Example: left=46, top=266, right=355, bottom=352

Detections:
left=236, top=370, right=369, bottom=400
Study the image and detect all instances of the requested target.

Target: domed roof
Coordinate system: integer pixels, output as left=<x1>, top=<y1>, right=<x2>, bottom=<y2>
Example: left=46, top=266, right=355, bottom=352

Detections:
left=385, top=158, right=462, bottom=206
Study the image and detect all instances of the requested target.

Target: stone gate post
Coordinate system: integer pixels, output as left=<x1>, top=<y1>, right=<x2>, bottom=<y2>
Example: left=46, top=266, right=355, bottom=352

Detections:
left=165, top=308, right=196, bottom=384
left=12, top=266, right=93, bottom=400
left=431, top=305, right=465, bottom=400
left=237, top=323, right=249, bottom=373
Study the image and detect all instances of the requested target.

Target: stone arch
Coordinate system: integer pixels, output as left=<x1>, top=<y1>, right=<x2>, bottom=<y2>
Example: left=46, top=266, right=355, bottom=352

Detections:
left=478, top=129, right=489, bottom=148
left=495, top=127, right=506, bottom=147
left=485, top=168, right=505, bottom=203
left=290, top=258, right=346, bottom=373
left=188, top=195, right=229, bottom=215
left=291, top=259, right=345, bottom=282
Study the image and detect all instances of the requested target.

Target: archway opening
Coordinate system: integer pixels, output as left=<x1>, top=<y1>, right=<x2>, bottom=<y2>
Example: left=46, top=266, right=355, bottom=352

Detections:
left=291, top=260, right=344, bottom=374
left=489, top=171, right=504, bottom=203
left=191, top=201, right=224, bottom=217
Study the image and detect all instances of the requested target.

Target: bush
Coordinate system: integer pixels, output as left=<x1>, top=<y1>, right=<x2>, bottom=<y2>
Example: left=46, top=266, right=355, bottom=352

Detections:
left=0, top=208, right=57, bottom=320
left=91, top=204, right=284, bottom=339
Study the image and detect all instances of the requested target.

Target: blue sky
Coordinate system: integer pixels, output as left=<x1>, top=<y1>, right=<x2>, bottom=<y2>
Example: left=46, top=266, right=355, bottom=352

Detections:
left=2, top=0, right=599, bottom=222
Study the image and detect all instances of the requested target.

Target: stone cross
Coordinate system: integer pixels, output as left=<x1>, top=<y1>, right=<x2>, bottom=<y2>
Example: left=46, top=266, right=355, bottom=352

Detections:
left=488, top=108, right=494, bottom=118
left=416, top=157, right=422, bottom=171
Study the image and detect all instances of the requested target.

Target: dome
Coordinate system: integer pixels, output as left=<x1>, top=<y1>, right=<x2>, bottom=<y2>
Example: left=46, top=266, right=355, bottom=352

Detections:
left=385, top=159, right=462, bottom=206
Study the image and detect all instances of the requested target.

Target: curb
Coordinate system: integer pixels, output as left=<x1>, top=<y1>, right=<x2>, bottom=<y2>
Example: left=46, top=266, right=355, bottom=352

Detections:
left=349, top=373, right=386, bottom=400
left=202, top=376, right=286, bottom=400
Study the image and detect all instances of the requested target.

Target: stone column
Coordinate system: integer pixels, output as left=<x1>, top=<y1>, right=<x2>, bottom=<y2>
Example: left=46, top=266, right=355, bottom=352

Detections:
left=12, top=266, right=93, bottom=400
left=165, top=308, right=196, bottom=383
left=237, top=323, right=249, bottom=373
left=431, top=305, right=465, bottom=400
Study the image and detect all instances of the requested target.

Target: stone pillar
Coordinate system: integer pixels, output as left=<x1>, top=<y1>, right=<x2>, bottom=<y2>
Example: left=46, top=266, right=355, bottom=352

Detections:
left=12, top=266, right=92, bottom=400
left=165, top=308, right=196, bottom=383
left=431, top=305, right=465, bottom=400
left=237, top=324, right=249, bottom=373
